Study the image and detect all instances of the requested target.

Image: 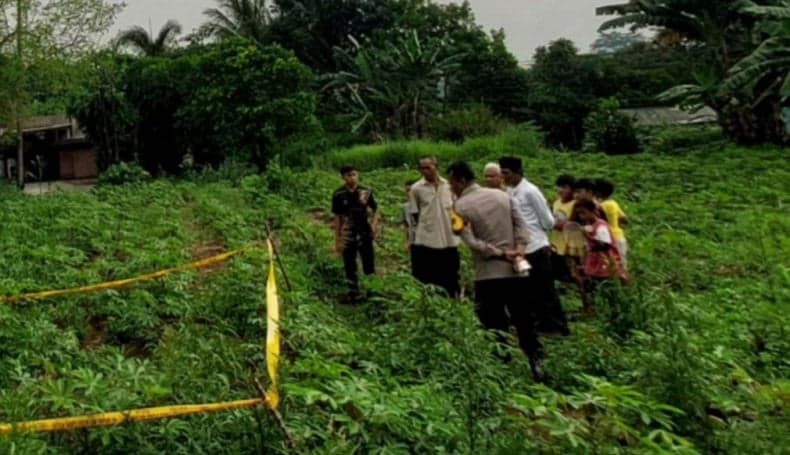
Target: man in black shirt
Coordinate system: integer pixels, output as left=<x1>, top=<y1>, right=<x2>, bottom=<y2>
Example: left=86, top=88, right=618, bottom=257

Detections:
left=332, top=166, right=379, bottom=300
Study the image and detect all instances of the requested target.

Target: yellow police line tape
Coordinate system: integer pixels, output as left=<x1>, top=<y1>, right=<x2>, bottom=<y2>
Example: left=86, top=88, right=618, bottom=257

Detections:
left=265, top=238, right=281, bottom=410
left=0, top=399, right=265, bottom=435
left=0, top=245, right=258, bottom=304
left=0, top=238, right=282, bottom=434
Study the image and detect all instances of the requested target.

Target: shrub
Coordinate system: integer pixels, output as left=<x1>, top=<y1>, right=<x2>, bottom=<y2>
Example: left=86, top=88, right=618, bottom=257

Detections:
left=584, top=97, right=641, bottom=155
left=429, top=105, right=509, bottom=143
left=97, top=162, right=152, bottom=186
left=643, top=125, right=727, bottom=154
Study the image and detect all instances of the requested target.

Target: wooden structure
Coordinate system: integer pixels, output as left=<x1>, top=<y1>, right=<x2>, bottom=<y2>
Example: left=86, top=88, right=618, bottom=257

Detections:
left=0, top=115, right=97, bottom=182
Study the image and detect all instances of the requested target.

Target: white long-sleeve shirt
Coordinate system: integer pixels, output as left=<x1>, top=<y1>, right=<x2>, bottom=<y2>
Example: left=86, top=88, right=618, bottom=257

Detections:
left=508, top=178, right=555, bottom=254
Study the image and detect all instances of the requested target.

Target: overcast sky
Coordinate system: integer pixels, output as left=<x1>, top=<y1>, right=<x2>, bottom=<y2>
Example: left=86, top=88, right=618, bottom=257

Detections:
left=113, top=0, right=609, bottom=63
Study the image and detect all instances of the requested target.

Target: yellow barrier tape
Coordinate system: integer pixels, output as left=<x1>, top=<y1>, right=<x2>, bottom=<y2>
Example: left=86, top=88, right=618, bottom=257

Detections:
left=0, top=240, right=284, bottom=433
left=0, top=398, right=264, bottom=435
left=265, top=238, right=281, bottom=409
left=1, top=246, right=253, bottom=304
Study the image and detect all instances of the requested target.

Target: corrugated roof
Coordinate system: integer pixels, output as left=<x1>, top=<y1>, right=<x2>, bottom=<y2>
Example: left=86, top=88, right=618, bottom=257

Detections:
left=618, top=106, right=718, bottom=126
left=21, top=115, right=72, bottom=132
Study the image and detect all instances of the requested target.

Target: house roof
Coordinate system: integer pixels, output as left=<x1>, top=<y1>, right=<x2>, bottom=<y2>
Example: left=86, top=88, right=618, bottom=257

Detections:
left=618, top=106, right=718, bottom=126
left=21, top=114, right=73, bottom=133
left=0, top=114, right=73, bottom=134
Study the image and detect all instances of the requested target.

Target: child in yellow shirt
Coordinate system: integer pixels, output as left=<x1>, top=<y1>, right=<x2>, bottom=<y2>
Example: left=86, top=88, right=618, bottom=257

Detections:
left=551, top=175, right=585, bottom=283
left=595, top=179, right=629, bottom=269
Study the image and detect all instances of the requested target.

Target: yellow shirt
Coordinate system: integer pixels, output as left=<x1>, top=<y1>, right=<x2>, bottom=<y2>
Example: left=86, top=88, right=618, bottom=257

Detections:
left=551, top=199, right=579, bottom=256
left=600, top=199, right=627, bottom=241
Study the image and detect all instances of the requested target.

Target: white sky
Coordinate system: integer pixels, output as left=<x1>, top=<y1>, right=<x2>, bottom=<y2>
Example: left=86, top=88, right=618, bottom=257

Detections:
left=113, top=0, right=609, bottom=63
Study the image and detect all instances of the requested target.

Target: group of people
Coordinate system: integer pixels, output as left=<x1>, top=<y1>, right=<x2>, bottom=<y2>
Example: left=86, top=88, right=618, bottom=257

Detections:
left=330, top=156, right=629, bottom=381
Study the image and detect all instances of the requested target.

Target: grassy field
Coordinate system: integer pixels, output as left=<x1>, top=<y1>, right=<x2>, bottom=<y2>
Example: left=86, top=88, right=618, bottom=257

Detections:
left=0, top=133, right=788, bottom=453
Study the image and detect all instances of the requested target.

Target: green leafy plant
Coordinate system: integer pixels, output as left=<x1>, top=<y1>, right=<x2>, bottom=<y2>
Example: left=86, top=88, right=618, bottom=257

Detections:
left=429, top=104, right=508, bottom=143
left=584, top=97, right=642, bottom=155
left=97, top=162, right=152, bottom=186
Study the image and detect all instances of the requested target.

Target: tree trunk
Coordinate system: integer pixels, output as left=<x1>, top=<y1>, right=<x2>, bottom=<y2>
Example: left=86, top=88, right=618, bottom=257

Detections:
left=15, top=0, right=24, bottom=189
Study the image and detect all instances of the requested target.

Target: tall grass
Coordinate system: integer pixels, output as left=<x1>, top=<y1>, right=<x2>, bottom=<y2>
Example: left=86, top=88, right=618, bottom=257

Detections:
left=316, top=124, right=544, bottom=171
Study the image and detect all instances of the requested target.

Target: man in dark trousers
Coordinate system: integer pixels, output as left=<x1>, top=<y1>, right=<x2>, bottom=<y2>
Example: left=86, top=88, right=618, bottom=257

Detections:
left=500, top=156, right=570, bottom=336
left=408, top=156, right=461, bottom=297
left=447, top=161, right=546, bottom=381
left=332, top=165, right=379, bottom=301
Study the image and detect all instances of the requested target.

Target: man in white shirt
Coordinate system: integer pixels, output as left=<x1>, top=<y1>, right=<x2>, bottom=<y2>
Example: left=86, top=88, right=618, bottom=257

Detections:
left=500, top=156, right=570, bottom=336
left=408, top=156, right=461, bottom=297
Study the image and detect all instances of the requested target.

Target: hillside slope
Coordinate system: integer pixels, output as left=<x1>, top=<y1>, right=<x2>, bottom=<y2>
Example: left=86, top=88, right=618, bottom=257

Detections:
left=0, top=140, right=788, bottom=453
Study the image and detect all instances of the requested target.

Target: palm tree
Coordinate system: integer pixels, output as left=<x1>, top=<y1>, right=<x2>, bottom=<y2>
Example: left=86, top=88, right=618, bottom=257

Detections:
left=201, top=0, right=274, bottom=46
left=117, top=20, right=182, bottom=56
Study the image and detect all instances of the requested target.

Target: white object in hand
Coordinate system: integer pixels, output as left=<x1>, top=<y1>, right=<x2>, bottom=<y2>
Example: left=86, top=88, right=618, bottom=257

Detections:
left=514, top=258, right=532, bottom=276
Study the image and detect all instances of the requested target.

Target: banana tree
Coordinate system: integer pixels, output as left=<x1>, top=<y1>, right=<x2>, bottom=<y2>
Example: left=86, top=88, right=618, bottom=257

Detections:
left=599, top=0, right=788, bottom=144
left=724, top=1, right=790, bottom=99
left=324, top=30, right=462, bottom=140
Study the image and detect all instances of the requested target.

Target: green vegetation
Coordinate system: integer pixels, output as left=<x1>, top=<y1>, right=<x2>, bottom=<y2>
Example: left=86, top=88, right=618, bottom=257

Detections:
left=1, top=1, right=788, bottom=451
left=599, top=0, right=790, bottom=145
left=1, top=132, right=787, bottom=452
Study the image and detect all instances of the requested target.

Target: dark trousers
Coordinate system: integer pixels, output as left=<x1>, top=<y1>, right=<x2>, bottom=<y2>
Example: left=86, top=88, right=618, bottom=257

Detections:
left=412, top=246, right=460, bottom=298
left=343, top=235, right=375, bottom=294
left=526, top=247, right=569, bottom=334
left=474, top=278, right=543, bottom=361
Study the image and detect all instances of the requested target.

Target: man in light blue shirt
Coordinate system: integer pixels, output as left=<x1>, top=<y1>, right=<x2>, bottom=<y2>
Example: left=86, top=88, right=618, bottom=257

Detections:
left=500, top=156, right=569, bottom=336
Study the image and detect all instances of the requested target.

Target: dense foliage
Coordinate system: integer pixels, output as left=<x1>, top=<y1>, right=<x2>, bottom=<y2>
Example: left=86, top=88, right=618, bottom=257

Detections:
left=584, top=98, right=642, bottom=155
left=598, top=0, right=790, bottom=145
left=1, top=132, right=787, bottom=453
left=69, top=40, right=318, bottom=174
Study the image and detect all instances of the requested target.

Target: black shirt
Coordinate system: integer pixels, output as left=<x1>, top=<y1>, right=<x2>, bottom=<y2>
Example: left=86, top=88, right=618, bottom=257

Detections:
left=332, top=185, right=378, bottom=237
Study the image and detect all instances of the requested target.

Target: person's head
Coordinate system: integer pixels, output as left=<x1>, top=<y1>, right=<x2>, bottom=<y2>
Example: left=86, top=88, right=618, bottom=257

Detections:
left=446, top=161, right=475, bottom=197
left=405, top=179, right=416, bottom=198
left=573, top=178, right=595, bottom=202
left=418, top=155, right=439, bottom=182
left=573, top=199, right=598, bottom=225
left=594, top=178, right=615, bottom=200
left=498, top=156, right=524, bottom=187
left=555, top=174, right=576, bottom=202
left=483, top=162, right=504, bottom=189
left=340, top=165, right=359, bottom=187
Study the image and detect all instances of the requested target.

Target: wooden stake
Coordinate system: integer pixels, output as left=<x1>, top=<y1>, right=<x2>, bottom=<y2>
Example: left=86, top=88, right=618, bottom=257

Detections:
left=253, top=376, right=299, bottom=454
left=264, top=224, right=293, bottom=292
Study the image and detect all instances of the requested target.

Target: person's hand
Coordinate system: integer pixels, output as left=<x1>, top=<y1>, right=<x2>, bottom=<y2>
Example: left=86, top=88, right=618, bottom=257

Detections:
left=504, top=250, right=522, bottom=262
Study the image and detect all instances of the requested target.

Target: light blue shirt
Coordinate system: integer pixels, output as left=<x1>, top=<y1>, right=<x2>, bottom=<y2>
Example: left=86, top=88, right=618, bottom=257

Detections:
left=507, top=178, right=555, bottom=253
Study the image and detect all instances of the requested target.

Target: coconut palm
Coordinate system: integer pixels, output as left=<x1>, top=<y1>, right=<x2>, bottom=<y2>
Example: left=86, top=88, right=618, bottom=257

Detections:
left=201, top=0, right=274, bottom=46
left=116, top=20, right=182, bottom=56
